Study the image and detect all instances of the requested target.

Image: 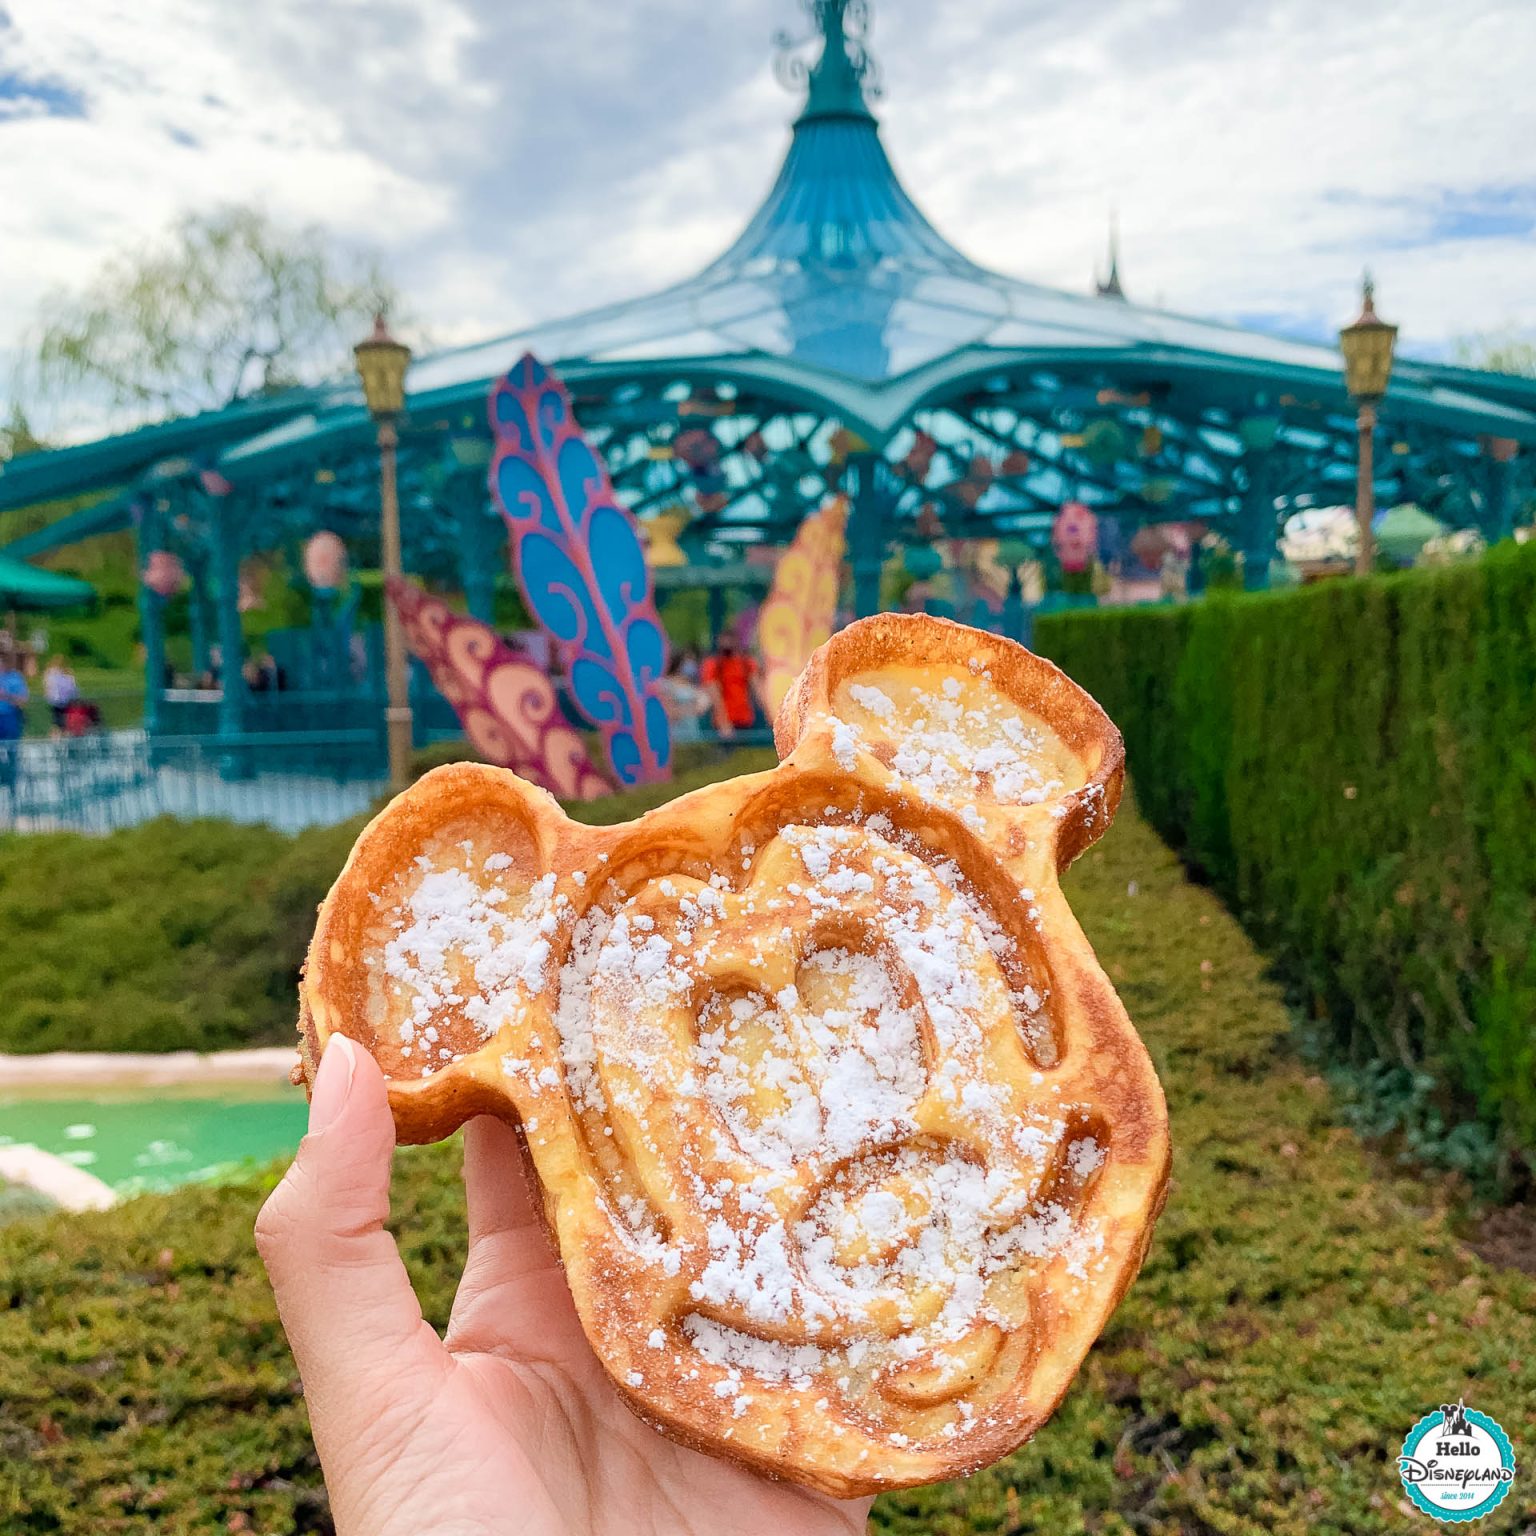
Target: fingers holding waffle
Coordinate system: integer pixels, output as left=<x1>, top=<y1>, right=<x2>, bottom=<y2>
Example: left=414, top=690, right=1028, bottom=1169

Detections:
left=297, top=614, right=1169, bottom=1496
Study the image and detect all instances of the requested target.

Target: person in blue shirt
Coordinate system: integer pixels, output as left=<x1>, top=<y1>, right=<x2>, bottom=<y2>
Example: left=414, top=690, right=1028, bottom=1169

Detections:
left=0, top=637, right=28, bottom=795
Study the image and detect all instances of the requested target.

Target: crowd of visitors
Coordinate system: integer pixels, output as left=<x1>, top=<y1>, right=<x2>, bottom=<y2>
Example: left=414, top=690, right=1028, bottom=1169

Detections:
left=659, top=632, right=764, bottom=742
left=0, top=628, right=102, bottom=743
left=0, top=626, right=106, bottom=803
left=0, top=611, right=764, bottom=788
left=0, top=635, right=26, bottom=793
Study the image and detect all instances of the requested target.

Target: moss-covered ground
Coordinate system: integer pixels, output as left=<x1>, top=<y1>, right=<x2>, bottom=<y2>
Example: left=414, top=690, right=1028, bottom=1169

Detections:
left=3, top=781, right=1533, bottom=1533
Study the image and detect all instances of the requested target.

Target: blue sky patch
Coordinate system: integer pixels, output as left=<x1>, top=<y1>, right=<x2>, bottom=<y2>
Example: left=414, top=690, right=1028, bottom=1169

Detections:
left=1320, top=182, right=1536, bottom=248
left=1425, top=185, right=1536, bottom=241
left=0, top=67, right=87, bottom=122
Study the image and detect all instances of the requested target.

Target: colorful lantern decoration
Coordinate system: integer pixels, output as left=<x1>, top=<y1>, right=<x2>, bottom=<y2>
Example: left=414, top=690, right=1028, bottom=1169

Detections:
left=828, top=426, right=869, bottom=465
left=642, top=509, right=691, bottom=568
left=489, top=354, right=672, bottom=786
left=948, top=538, right=1009, bottom=621
left=238, top=560, right=264, bottom=614
left=388, top=577, right=610, bottom=801
left=1129, top=525, right=1170, bottom=570
left=673, top=428, right=720, bottom=471
left=142, top=550, right=187, bottom=597
left=679, top=392, right=732, bottom=418
left=756, top=497, right=847, bottom=719
left=302, top=530, right=349, bottom=593
left=902, top=429, right=938, bottom=481
left=994, top=536, right=1033, bottom=572
left=1239, top=414, right=1282, bottom=453
left=948, top=452, right=995, bottom=510
left=1081, top=419, right=1129, bottom=468
left=903, top=543, right=944, bottom=580
left=1052, top=501, right=1099, bottom=574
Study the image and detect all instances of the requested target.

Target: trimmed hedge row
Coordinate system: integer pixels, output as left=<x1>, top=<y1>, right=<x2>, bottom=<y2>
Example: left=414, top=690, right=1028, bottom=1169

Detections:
left=0, top=745, right=775, bottom=1055
left=1036, top=541, right=1536, bottom=1163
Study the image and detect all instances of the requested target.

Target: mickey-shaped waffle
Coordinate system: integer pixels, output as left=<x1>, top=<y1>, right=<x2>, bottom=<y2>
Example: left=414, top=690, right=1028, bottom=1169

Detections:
left=297, top=613, right=1170, bottom=1496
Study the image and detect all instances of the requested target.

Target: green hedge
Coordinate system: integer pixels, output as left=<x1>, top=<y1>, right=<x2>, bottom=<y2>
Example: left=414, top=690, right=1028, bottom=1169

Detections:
left=1036, top=542, right=1536, bottom=1163
left=0, top=747, right=776, bottom=1055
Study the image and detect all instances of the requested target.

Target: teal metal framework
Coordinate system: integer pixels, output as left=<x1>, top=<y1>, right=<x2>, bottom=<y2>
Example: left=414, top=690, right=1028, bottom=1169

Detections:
left=2, top=0, right=1534, bottom=755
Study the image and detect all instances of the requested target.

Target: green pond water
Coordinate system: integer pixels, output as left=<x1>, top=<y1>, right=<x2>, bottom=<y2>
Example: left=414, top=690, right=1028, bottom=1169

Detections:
left=0, top=1091, right=308, bottom=1195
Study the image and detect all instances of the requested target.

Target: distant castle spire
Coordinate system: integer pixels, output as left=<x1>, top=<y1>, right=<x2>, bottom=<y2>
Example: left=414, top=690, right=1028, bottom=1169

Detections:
left=1095, top=212, right=1126, bottom=300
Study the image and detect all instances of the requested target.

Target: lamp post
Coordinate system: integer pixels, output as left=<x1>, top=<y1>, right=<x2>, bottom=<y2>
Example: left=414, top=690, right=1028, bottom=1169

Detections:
left=1338, top=274, right=1398, bottom=578
left=354, top=314, right=413, bottom=791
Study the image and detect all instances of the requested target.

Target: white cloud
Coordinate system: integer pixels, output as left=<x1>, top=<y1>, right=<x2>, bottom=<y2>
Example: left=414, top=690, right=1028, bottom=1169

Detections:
left=3, top=0, right=1535, bottom=439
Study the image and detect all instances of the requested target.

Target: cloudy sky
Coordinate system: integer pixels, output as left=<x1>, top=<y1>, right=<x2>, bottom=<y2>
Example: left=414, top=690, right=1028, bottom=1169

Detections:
left=3, top=0, right=1535, bottom=437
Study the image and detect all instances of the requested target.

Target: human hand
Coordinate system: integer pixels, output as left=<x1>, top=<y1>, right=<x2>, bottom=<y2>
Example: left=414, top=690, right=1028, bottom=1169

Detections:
left=256, top=1036, right=873, bottom=1536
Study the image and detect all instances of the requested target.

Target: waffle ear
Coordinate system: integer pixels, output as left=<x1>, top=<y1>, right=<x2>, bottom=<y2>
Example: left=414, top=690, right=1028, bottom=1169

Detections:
left=776, top=614, right=1123, bottom=871
left=298, top=763, right=560, bottom=1143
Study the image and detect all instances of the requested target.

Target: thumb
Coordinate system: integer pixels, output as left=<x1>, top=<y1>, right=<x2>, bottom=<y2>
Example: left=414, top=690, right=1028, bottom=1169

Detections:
left=256, top=1036, right=447, bottom=1435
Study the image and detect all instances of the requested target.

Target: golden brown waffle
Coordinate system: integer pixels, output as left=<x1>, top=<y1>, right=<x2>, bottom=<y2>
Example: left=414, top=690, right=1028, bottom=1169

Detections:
left=297, top=613, right=1170, bottom=1497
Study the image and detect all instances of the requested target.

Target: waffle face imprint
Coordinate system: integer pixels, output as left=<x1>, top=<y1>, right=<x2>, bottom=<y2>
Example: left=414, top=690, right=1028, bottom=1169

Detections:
left=297, top=614, right=1170, bottom=1497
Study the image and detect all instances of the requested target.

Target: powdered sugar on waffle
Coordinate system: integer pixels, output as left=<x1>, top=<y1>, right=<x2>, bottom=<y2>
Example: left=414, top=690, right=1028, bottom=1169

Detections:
left=372, top=662, right=1106, bottom=1435
left=554, top=817, right=1106, bottom=1415
left=373, top=853, right=559, bottom=1070
left=837, top=671, right=1071, bottom=815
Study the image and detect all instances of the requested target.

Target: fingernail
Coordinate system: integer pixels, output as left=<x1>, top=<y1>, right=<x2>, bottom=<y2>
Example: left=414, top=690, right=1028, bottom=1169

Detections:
left=309, top=1035, right=358, bottom=1136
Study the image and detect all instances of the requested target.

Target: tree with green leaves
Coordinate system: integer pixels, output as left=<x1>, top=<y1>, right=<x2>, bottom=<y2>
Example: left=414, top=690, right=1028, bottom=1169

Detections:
left=0, top=405, right=44, bottom=464
left=1454, top=329, right=1536, bottom=377
left=30, top=205, right=397, bottom=424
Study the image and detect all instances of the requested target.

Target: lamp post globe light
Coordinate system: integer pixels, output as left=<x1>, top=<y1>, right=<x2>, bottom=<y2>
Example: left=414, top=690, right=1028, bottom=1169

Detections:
left=354, top=313, right=413, bottom=791
left=1338, top=274, right=1398, bottom=578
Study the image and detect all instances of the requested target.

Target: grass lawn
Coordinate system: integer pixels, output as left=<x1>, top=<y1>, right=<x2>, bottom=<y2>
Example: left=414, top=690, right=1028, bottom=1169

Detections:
left=2, top=778, right=1533, bottom=1533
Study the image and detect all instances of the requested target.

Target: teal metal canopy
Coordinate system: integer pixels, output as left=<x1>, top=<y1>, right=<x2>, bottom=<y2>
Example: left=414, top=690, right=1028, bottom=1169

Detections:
left=0, top=392, right=320, bottom=521
left=3, top=0, right=1532, bottom=765
left=0, top=555, right=95, bottom=609
left=3, top=0, right=1534, bottom=560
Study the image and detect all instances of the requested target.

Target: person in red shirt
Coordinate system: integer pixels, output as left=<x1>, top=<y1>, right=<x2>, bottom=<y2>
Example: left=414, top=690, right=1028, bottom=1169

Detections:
left=700, top=633, right=758, bottom=735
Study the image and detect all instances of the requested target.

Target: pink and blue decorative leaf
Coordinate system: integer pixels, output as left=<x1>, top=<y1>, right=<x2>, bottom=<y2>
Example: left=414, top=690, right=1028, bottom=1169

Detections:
left=388, top=576, right=611, bottom=802
left=488, top=354, right=671, bottom=785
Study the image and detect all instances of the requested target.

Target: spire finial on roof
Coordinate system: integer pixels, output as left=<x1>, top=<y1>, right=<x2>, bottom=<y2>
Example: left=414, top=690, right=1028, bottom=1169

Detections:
left=774, top=0, right=881, bottom=123
left=1095, top=211, right=1126, bottom=300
